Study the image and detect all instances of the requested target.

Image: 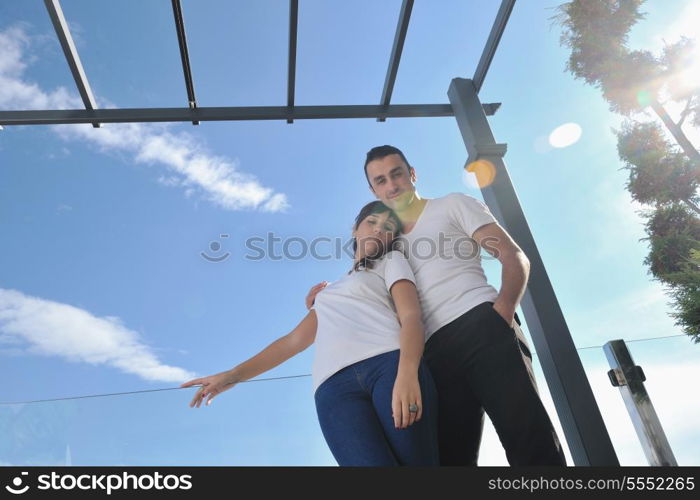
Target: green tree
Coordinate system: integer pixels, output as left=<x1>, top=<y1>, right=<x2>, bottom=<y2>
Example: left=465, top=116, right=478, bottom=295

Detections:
left=553, top=0, right=700, bottom=343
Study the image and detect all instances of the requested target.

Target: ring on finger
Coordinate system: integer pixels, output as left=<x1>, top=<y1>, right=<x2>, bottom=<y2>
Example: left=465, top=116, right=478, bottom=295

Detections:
left=408, top=403, right=419, bottom=413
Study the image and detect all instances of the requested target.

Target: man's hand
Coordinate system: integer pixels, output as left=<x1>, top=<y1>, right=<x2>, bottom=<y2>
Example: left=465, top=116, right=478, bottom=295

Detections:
left=492, top=300, right=515, bottom=328
left=305, top=281, right=328, bottom=310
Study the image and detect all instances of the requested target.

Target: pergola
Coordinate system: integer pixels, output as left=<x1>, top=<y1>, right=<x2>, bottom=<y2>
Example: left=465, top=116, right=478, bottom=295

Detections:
left=0, top=0, right=620, bottom=466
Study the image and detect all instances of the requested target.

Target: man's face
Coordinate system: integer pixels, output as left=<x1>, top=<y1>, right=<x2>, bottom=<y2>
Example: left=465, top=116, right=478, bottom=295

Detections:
left=366, top=153, right=417, bottom=211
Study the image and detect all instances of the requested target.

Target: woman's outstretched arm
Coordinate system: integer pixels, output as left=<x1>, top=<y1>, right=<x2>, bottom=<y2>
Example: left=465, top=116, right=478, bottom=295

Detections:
left=181, top=310, right=317, bottom=407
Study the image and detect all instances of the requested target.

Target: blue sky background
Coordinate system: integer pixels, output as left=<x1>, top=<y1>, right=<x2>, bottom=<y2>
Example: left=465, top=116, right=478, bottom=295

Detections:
left=1, top=0, right=699, bottom=466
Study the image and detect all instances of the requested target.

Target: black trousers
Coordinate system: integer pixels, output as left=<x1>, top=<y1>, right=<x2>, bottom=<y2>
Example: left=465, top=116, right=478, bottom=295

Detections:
left=423, top=301, right=566, bottom=466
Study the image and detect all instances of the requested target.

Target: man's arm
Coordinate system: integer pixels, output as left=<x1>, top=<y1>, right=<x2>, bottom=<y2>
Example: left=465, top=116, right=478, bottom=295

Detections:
left=472, top=222, right=530, bottom=326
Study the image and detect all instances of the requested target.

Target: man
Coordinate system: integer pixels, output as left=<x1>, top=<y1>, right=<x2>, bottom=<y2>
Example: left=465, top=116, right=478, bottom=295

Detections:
left=306, top=145, right=566, bottom=466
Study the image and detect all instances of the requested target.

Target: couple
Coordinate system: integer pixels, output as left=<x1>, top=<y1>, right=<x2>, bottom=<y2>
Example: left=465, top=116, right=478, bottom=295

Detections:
left=182, top=145, right=566, bottom=467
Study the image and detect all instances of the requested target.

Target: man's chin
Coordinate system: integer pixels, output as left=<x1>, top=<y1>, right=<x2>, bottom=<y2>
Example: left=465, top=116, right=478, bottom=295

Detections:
left=385, top=191, right=413, bottom=210
left=385, top=198, right=408, bottom=211
left=382, top=199, right=397, bottom=210
left=384, top=197, right=403, bottom=209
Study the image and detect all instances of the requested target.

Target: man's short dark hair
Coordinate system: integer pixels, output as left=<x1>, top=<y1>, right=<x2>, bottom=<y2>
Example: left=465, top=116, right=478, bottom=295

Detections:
left=364, top=145, right=412, bottom=186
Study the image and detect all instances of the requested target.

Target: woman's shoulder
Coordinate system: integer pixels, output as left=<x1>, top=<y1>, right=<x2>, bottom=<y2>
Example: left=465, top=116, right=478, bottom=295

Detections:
left=381, top=249, right=409, bottom=262
left=371, top=249, right=410, bottom=273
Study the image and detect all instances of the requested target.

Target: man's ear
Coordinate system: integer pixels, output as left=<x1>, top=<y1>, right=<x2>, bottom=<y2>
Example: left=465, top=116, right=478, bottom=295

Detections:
left=409, top=166, right=417, bottom=183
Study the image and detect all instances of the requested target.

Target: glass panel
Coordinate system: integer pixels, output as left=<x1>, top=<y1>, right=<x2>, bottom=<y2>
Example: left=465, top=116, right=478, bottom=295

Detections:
left=625, top=336, right=700, bottom=465
left=179, top=0, right=288, bottom=107
left=391, top=0, right=500, bottom=103
left=56, top=0, right=189, bottom=108
left=476, top=328, right=700, bottom=466
left=0, top=376, right=333, bottom=466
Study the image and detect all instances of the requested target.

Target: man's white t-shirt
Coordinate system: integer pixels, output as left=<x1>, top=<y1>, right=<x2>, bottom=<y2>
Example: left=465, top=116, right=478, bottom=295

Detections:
left=394, top=192, right=499, bottom=339
left=310, top=250, right=416, bottom=393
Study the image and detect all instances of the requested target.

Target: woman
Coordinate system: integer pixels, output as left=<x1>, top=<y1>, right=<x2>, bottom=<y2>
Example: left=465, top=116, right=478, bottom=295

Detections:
left=181, top=201, right=438, bottom=466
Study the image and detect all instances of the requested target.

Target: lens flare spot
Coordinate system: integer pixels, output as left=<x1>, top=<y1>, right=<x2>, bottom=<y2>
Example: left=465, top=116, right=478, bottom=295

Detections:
left=548, top=123, right=582, bottom=149
left=636, top=90, right=652, bottom=107
left=465, top=159, right=496, bottom=188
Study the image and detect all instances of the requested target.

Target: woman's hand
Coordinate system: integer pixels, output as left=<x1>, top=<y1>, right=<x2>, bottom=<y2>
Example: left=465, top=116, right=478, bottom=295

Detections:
left=180, top=370, right=237, bottom=408
left=391, top=371, right=423, bottom=429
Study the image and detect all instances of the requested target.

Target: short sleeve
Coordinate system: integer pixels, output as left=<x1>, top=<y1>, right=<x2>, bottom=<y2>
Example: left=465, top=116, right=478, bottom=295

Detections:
left=382, top=250, right=416, bottom=293
left=449, top=193, right=497, bottom=237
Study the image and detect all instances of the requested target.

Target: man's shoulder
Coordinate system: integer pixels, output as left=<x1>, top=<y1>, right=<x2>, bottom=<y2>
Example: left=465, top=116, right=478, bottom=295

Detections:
left=431, top=192, right=482, bottom=207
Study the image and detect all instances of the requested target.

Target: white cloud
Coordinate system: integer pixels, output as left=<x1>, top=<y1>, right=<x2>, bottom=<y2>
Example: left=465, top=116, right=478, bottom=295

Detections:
left=0, top=25, right=289, bottom=213
left=0, top=288, right=195, bottom=383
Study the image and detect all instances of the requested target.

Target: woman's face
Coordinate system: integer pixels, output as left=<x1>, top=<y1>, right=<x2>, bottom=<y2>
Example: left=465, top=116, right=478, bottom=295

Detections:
left=353, top=210, right=399, bottom=259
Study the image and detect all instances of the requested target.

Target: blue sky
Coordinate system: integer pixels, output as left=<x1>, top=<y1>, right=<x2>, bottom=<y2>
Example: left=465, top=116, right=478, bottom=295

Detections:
left=1, top=0, right=699, bottom=466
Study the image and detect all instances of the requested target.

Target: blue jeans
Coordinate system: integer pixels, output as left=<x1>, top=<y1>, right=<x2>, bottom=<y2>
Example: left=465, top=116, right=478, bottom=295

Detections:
left=314, top=349, right=439, bottom=466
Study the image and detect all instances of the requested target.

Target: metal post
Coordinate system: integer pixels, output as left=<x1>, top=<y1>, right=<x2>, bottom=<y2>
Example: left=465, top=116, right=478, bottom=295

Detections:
left=287, top=0, right=299, bottom=124
left=604, top=340, right=677, bottom=466
left=448, top=77, right=619, bottom=465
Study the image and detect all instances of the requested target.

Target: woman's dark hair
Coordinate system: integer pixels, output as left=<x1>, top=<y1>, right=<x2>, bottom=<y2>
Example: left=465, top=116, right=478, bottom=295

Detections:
left=350, top=200, right=404, bottom=274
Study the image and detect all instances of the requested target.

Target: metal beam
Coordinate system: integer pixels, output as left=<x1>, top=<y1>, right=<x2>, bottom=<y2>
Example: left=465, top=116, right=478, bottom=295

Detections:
left=472, top=0, right=516, bottom=93
left=377, top=0, right=414, bottom=122
left=44, top=0, right=100, bottom=128
left=0, top=103, right=499, bottom=126
left=604, top=340, right=677, bottom=466
left=287, top=0, right=299, bottom=124
left=448, top=78, right=619, bottom=465
left=171, top=0, right=198, bottom=125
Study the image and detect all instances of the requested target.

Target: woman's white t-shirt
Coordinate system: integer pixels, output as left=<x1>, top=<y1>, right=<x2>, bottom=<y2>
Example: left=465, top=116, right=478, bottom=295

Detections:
left=310, top=250, right=416, bottom=393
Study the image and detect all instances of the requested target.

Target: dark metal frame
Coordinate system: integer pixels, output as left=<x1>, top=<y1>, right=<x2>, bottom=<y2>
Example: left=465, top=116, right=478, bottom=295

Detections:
left=43, top=0, right=99, bottom=128
left=0, top=0, right=622, bottom=466
left=377, top=0, right=414, bottom=122
left=171, top=0, right=198, bottom=125
left=287, top=0, right=298, bottom=123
